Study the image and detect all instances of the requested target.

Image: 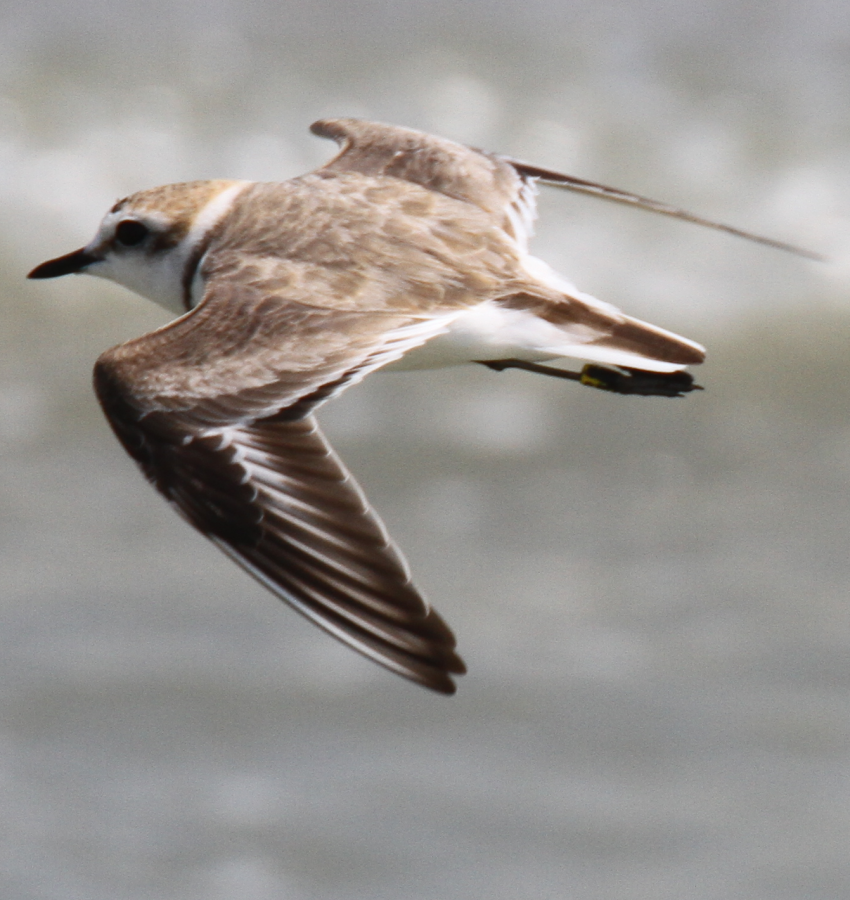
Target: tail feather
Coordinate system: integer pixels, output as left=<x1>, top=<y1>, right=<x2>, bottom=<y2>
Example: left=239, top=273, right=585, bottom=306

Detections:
left=596, top=314, right=706, bottom=369
left=497, top=285, right=705, bottom=374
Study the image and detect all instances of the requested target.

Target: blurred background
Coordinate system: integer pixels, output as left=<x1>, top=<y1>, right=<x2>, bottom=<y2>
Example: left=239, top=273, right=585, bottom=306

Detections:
left=2, top=1, right=850, bottom=898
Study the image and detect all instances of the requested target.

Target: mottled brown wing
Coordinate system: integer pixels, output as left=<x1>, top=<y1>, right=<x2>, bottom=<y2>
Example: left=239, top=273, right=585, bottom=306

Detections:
left=93, top=271, right=465, bottom=693
left=311, top=117, right=537, bottom=245
left=311, top=118, right=820, bottom=260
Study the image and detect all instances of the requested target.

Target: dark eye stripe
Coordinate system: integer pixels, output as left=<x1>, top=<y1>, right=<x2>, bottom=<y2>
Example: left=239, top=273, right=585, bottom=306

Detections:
left=115, top=220, right=149, bottom=246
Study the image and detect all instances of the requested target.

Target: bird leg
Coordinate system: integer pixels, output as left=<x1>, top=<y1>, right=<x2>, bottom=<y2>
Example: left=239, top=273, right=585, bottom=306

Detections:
left=476, top=358, right=703, bottom=398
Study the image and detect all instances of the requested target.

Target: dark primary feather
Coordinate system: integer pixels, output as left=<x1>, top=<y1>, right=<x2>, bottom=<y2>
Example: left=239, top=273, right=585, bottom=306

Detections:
left=94, top=373, right=466, bottom=694
left=504, top=159, right=824, bottom=261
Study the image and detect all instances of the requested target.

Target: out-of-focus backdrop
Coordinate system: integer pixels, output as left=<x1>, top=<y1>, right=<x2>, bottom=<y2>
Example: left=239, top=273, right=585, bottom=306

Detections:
left=2, top=2, right=850, bottom=898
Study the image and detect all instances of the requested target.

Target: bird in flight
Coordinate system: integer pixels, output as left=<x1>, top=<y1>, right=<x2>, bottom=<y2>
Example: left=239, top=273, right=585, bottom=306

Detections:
left=28, top=118, right=814, bottom=693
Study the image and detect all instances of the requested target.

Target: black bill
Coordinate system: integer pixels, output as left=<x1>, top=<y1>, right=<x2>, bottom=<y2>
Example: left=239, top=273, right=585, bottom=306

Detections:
left=28, top=248, right=99, bottom=279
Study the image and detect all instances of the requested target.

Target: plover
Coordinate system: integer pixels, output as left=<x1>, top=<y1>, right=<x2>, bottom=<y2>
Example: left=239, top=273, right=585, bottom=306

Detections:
left=28, top=118, right=814, bottom=693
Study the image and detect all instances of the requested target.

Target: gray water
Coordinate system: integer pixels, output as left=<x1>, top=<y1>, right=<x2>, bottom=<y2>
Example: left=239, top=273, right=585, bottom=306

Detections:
left=2, top=2, right=850, bottom=898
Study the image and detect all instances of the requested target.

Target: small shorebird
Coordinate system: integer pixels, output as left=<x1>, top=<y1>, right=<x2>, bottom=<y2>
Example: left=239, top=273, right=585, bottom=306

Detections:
left=28, top=118, right=815, bottom=693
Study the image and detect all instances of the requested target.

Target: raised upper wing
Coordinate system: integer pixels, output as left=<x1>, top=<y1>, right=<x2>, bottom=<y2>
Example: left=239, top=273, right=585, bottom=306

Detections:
left=311, top=117, right=821, bottom=261
left=93, top=268, right=465, bottom=693
left=311, top=117, right=538, bottom=248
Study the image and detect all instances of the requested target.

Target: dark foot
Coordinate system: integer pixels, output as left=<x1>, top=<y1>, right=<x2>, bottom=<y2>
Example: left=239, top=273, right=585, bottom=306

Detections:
left=477, top=358, right=702, bottom=398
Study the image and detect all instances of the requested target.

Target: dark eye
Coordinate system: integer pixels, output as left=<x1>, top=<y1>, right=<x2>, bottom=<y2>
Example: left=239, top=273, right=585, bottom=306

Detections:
left=115, top=220, right=149, bottom=246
